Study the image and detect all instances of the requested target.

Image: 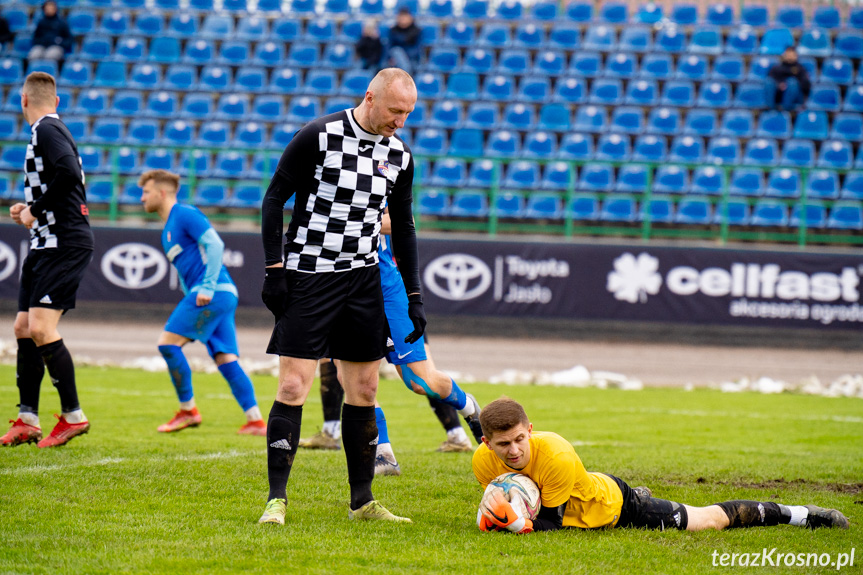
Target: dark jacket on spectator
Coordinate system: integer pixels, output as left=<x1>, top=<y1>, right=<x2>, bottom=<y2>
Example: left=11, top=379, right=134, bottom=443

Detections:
left=356, top=34, right=384, bottom=69
left=0, top=15, right=14, bottom=45
left=768, top=61, right=811, bottom=98
left=32, top=12, right=72, bottom=52
left=388, top=21, right=421, bottom=58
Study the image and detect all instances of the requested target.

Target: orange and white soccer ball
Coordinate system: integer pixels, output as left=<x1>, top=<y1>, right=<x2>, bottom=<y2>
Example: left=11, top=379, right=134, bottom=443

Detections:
left=480, top=472, right=541, bottom=524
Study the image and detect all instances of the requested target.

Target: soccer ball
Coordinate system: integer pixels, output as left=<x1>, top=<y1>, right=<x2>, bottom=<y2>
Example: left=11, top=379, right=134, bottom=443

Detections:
left=482, top=472, right=541, bottom=521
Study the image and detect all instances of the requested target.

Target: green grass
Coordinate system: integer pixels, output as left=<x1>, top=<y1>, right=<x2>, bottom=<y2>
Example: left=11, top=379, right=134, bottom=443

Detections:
left=1, top=365, right=861, bottom=574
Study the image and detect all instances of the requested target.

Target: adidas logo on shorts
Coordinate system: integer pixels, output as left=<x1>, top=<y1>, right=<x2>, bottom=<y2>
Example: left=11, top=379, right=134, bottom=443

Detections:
left=269, top=439, right=291, bottom=450
left=39, top=295, right=52, bottom=304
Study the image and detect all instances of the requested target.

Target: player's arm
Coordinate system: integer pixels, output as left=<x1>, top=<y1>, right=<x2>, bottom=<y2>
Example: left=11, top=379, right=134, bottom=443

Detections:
left=21, top=125, right=81, bottom=227
left=380, top=211, right=391, bottom=235
left=386, top=155, right=425, bottom=343
left=531, top=502, right=567, bottom=531
left=194, top=227, right=224, bottom=306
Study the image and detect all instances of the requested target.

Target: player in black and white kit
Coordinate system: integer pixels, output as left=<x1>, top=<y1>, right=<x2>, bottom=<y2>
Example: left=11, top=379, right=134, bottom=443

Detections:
left=258, top=68, right=425, bottom=525
left=1, top=72, right=94, bottom=448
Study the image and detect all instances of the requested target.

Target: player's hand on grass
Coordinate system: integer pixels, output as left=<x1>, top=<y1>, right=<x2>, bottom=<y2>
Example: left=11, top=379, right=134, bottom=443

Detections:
left=405, top=293, right=426, bottom=344
left=480, top=490, right=534, bottom=534
left=262, top=267, right=288, bottom=318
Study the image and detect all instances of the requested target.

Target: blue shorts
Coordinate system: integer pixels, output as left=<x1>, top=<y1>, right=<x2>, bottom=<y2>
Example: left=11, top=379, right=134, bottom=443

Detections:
left=380, top=263, right=427, bottom=366
left=164, top=290, right=240, bottom=358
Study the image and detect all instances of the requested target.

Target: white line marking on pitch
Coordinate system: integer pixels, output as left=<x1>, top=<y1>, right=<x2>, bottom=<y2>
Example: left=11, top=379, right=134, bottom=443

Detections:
left=0, top=450, right=264, bottom=475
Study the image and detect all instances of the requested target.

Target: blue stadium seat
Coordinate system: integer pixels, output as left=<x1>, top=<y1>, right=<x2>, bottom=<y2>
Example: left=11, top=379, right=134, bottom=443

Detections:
left=90, top=119, right=123, bottom=145
left=818, top=139, right=854, bottom=169
left=428, top=159, right=467, bottom=187
left=339, top=69, right=373, bottom=97
left=790, top=201, right=827, bottom=228
left=493, top=192, right=525, bottom=218
left=716, top=198, right=752, bottom=225
left=217, top=41, right=251, bottom=66
left=428, top=47, right=460, bottom=73
left=633, top=134, right=668, bottom=162
left=765, top=168, right=800, bottom=198
left=118, top=180, right=143, bottom=204
left=706, top=4, right=734, bottom=26
left=605, top=52, right=638, bottom=80
left=615, top=164, right=648, bottom=193
left=809, top=84, right=841, bottom=112
left=197, top=122, right=231, bottom=147
left=192, top=181, right=228, bottom=208
left=831, top=113, right=863, bottom=142
left=323, top=97, right=354, bottom=115
left=828, top=201, right=863, bottom=229
left=161, top=120, right=195, bottom=146
left=481, top=74, right=515, bottom=101
left=820, top=57, right=854, bottom=85
left=69, top=10, right=97, bottom=36
left=115, top=148, right=141, bottom=175
left=180, top=93, right=213, bottom=120
left=773, top=5, right=803, bottom=28
left=466, top=159, right=495, bottom=188
left=760, top=28, right=794, bottom=55
left=697, top=81, right=732, bottom=108
left=213, top=151, right=249, bottom=178
left=691, top=166, right=725, bottom=195
left=513, top=24, right=544, bottom=50
left=126, top=63, right=160, bottom=90
left=711, top=55, right=745, bottom=82
left=849, top=8, right=863, bottom=30
left=720, top=109, right=754, bottom=138
left=638, top=53, right=674, bottom=80
left=568, top=52, right=602, bottom=78
left=0, top=114, right=17, bottom=140
left=502, top=103, right=534, bottom=130
left=200, top=65, right=231, bottom=91
left=145, top=91, right=178, bottom=119
left=525, top=193, right=563, bottom=219
left=416, top=72, right=444, bottom=99
left=636, top=2, right=662, bottom=24
left=126, top=119, right=160, bottom=145
left=56, top=60, right=90, bottom=88
left=94, top=61, right=127, bottom=88
left=449, top=190, right=488, bottom=217
left=446, top=72, right=479, bottom=99
left=610, top=106, right=643, bottom=134
left=253, top=41, right=284, bottom=67
left=167, top=12, right=199, bottom=38
left=464, top=102, right=499, bottom=130
left=806, top=170, right=839, bottom=200
left=323, top=0, right=350, bottom=15
left=462, top=48, right=494, bottom=74
left=288, top=0, right=316, bottom=15
left=521, top=131, right=556, bottom=159
left=565, top=1, right=592, bottom=23
left=568, top=193, right=600, bottom=220
left=557, top=133, right=594, bottom=161
left=599, top=2, right=627, bottom=24
left=640, top=197, right=674, bottom=223
left=747, top=56, right=772, bottom=81
left=147, top=37, right=181, bottom=65
left=485, top=130, right=520, bottom=158
left=793, top=111, right=829, bottom=140
left=552, top=77, right=586, bottom=104
left=541, top=161, right=574, bottom=191
left=99, top=10, right=130, bottom=36
left=743, top=138, right=780, bottom=166
left=843, top=85, right=863, bottom=112
left=443, top=22, right=475, bottom=47
left=732, top=82, right=767, bottom=109
left=86, top=179, right=115, bottom=204
left=655, top=27, right=685, bottom=53
left=201, top=14, right=233, bottom=40
left=496, top=49, right=530, bottom=75
left=518, top=77, right=551, bottom=103
left=496, top=0, right=523, bottom=20
left=234, top=66, right=267, bottom=92
left=55, top=89, right=73, bottom=114
left=357, top=0, right=384, bottom=16
left=270, top=123, right=300, bottom=149
left=780, top=139, right=816, bottom=168
left=164, top=64, right=196, bottom=91
left=583, top=25, right=616, bottom=52
left=478, top=23, right=511, bottom=49
left=413, top=128, right=448, bottom=155
left=415, top=189, right=449, bottom=216
left=547, top=25, right=580, bottom=52
left=729, top=168, right=764, bottom=196
left=216, top=94, right=250, bottom=121
left=674, top=54, right=708, bottom=82
left=286, top=97, right=320, bottom=124
left=425, top=0, right=454, bottom=17
left=234, top=16, right=268, bottom=42
left=798, top=28, right=832, bottom=57
left=287, top=44, right=319, bottom=68
left=189, top=0, right=215, bottom=10
left=670, top=3, right=697, bottom=25
left=588, top=78, right=623, bottom=106
left=0, top=145, right=27, bottom=171
left=601, top=195, right=638, bottom=222
left=142, top=148, right=176, bottom=173
left=676, top=197, right=713, bottom=224
left=842, top=172, right=863, bottom=199
left=114, top=37, right=147, bottom=62
left=578, top=163, right=614, bottom=192
left=304, top=69, right=338, bottom=96
left=726, top=28, right=759, bottom=55
left=596, top=133, right=631, bottom=161
left=73, top=89, right=108, bottom=116
left=574, top=105, right=608, bottom=133
left=530, top=0, right=557, bottom=21
left=271, top=20, right=301, bottom=43
left=646, top=106, right=681, bottom=136
left=533, top=50, right=566, bottom=76
left=80, top=35, right=113, bottom=61
left=706, top=136, right=740, bottom=165
left=269, top=67, right=301, bottom=94
left=421, top=23, right=441, bottom=45
left=429, top=100, right=463, bottom=129
left=683, top=108, right=716, bottom=137
left=751, top=199, right=789, bottom=226
left=660, top=80, right=695, bottom=107
left=670, top=136, right=704, bottom=164
left=110, top=90, right=144, bottom=117
left=689, top=27, right=723, bottom=55
left=619, top=26, right=652, bottom=53
left=502, top=160, right=540, bottom=189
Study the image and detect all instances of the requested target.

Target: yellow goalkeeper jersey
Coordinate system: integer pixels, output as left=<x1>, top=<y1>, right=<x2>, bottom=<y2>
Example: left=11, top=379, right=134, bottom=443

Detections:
left=472, top=431, right=624, bottom=529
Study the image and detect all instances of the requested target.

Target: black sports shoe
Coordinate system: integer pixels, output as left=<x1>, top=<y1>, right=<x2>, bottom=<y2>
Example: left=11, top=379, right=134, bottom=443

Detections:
left=463, top=393, right=483, bottom=444
left=804, top=505, right=849, bottom=529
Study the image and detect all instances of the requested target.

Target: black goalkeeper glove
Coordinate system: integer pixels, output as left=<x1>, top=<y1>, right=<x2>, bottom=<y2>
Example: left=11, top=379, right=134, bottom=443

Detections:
left=261, top=267, right=288, bottom=319
left=405, top=293, right=427, bottom=344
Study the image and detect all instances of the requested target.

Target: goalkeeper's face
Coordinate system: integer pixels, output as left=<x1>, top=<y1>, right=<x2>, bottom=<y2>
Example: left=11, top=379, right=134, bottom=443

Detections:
left=483, top=423, right=532, bottom=470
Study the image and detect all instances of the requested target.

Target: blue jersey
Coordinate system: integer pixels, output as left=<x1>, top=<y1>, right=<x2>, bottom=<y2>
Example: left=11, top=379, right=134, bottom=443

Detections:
left=162, top=204, right=236, bottom=297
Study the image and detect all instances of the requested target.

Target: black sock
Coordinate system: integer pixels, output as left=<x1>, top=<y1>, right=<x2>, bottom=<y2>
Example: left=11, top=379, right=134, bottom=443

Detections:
left=266, top=401, right=302, bottom=501
left=428, top=396, right=461, bottom=432
left=38, top=339, right=80, bottom=413
left=342, top=403, right=376, bottom=510
left=17, top=338, right=45, bottom=414
left=716, top=501, right=788, bottom=528
left=320, top=361, right=343, bottom=422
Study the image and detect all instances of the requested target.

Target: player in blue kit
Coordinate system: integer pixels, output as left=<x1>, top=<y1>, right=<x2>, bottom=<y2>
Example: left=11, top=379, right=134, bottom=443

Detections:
left=139, top=170, right=266, bottom=436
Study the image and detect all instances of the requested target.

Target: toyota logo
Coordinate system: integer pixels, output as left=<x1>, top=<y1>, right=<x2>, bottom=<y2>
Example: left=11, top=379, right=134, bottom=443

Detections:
left=101, top=243, right=168, bottom=289
left=0, top=241, right=16, bottom=282
left=424, top=253, right=492, bottom=301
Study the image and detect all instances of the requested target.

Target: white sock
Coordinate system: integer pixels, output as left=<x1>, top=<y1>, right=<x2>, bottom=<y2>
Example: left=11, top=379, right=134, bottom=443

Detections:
left=63, top=409, right=86, bottom=424
left=376, top=441, right=396, bottom=460
left=19, top=412, right=39, bottom=427
left=180, top=399, right=196, bottom=411
left=322, top=420, right=341, bottom=439
left=787, top=506, right=809, bottom=526
left=458, top=402, right=476, bottom=418
left=245, top=405, right=263, bottom=422
left=447, top=427, right=469, bottom=444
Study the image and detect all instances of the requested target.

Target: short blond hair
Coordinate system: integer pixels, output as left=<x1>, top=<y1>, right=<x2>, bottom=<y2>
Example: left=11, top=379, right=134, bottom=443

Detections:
left=138, top=169, right=180, bottom=193
left=23, top=72, right=57, bottom=107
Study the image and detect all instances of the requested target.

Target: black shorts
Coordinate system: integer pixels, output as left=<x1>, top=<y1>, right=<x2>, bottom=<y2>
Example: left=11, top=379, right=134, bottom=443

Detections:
left=267, top=266, right=389, bottom=362
left=18, top=247, right=93, bottom=313
left=608, top=474, right=689, bottom=531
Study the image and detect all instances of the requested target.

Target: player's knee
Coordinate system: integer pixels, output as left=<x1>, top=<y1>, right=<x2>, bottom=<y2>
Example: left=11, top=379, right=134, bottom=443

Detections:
left=27, top=324, right=52, bottom=345
left=213, top=353, right=238, bottom=366
left=13, top=318, right=30, bottom=339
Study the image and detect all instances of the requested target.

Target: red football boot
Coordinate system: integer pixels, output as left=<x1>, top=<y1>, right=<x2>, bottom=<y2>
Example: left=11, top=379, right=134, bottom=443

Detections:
left=1, top=418, right=42, bottom=446
left=37, top=414, right=90, bottom=448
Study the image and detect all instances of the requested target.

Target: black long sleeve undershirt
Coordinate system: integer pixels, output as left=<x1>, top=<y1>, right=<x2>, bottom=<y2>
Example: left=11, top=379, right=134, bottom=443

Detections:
left=386, top=156, right=421, bottom=295
left=531, top=502, right=567, bottom=531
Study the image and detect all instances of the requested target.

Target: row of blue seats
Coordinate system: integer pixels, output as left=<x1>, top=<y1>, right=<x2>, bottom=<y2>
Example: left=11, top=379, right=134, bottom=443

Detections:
left=2, top=0, right=284, bottom=13
left=417, top=190, right=863, bottom=230
left=422, top=51, right=863, bottom=87
left=420, top=158, right=863, bottom=199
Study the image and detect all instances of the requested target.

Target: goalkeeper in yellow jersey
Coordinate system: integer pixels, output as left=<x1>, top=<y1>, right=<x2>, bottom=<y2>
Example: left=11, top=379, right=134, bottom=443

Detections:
left=473, top=398, right=849, bottom=534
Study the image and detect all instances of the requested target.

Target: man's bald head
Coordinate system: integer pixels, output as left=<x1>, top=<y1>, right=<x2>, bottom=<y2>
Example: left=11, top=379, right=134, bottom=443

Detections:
left=355, top=68, right=416, bottom=138
left=368, top=68, right=416, bottom=98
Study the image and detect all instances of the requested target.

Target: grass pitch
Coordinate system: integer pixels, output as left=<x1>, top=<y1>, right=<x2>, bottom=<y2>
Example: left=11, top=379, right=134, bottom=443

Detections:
left=1, top=365, right=861, bottom=574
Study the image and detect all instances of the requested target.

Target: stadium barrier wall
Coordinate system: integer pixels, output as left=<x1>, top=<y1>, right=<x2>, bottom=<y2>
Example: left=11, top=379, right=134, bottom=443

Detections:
left=2, top=223, right=862, bottom=332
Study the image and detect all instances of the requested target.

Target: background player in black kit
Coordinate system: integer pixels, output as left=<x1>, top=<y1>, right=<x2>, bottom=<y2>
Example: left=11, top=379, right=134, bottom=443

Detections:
left=259, top=68, right=425, bottom=525
left=2, top=72, right=94, bottom=449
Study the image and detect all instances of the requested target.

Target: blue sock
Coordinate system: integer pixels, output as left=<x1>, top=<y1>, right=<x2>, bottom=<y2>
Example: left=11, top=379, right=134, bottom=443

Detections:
left=158, top=345, right=193, bottom=403
left=375, top=407, right=390, bottom=445
left=442, top=379, right=467, bottom=411
left=218, top=360, right=258, bottom=412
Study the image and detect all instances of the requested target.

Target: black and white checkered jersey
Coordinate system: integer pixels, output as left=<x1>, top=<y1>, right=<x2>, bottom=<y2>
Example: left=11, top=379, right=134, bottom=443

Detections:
left=262, top=108, right=420, bottom=293
left=24, top=113, right=93, bottom=251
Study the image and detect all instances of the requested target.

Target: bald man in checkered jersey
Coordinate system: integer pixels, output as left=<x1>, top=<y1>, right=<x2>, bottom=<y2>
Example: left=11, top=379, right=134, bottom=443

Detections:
left=259, top=68, right=425, bottom=525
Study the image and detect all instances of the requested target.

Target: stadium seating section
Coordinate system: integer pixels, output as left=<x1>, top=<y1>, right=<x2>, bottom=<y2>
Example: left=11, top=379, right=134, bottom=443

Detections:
left=1, top=0, right=862, bottom=237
